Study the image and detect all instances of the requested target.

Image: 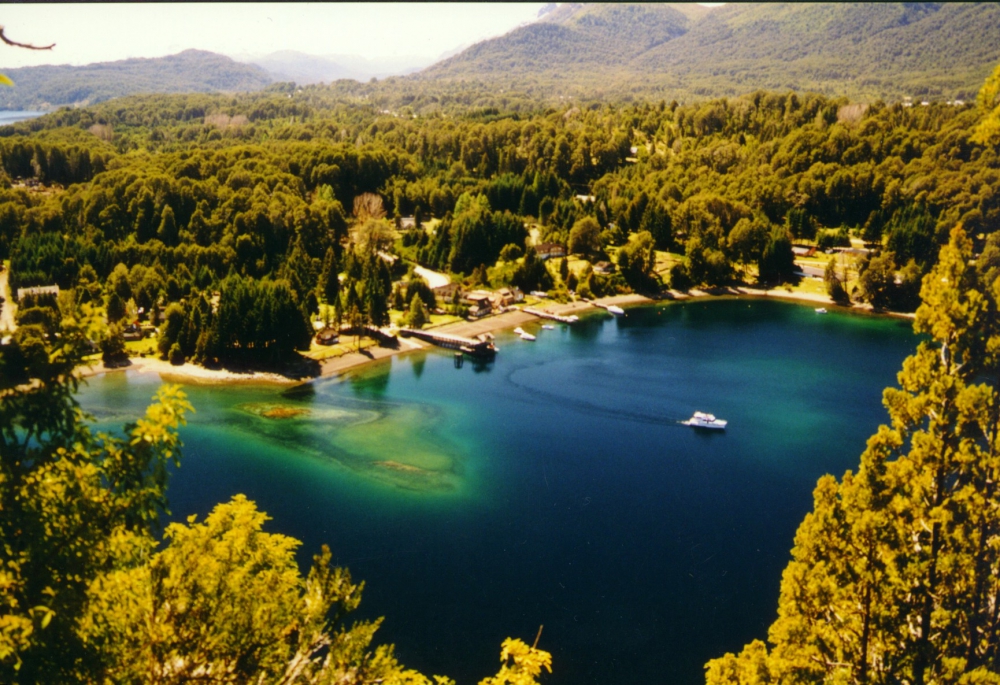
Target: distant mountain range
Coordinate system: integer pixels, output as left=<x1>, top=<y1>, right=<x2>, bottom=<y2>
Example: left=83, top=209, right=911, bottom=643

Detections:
left=2, top=3, right=1000, bottom=111
left=419, top=2, right=1000, bottom=101
left=237, top=51, right=442, bottom=85
left=0, top=50, right=272, bottom=110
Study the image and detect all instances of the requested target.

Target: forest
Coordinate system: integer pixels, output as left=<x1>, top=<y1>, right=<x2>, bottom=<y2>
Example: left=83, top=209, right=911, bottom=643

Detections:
left=1, top=73, right=999, bottom=374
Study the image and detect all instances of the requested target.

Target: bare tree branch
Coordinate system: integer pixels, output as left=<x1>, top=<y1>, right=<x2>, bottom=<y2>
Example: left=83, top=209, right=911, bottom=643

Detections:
left=0, top=26, right=55, bottom=51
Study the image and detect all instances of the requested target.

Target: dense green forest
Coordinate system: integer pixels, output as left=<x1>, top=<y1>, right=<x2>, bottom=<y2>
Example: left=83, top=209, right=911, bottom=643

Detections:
left=0, top=50, right=272, bottom=110
left=1, top=71, right=999, bottom=374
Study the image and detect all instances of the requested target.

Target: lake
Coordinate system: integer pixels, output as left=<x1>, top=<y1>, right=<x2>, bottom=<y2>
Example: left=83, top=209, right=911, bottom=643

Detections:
left=75, top=299, right=917, bottom=685
left=0, top=110, right=46, bottom=126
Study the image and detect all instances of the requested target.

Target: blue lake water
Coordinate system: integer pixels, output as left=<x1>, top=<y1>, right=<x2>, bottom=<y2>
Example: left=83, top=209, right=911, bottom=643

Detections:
left=0, top=110, right=46, bottom=126
left=75, top=299, right=917, bottom=684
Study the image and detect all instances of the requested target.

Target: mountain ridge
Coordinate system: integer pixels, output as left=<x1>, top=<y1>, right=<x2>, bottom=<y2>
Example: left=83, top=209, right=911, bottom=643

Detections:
left=417, top=2, right=1000, bottom=102
left=0, top=50, right=272, bottom=110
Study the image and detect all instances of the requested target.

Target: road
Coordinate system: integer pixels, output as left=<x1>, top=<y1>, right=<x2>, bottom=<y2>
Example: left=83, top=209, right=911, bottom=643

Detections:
left=0, top=266, right=16, bottom=333
left=413, top=265, right=450, bottom=289
left=794, top=261, right=825, bottom=278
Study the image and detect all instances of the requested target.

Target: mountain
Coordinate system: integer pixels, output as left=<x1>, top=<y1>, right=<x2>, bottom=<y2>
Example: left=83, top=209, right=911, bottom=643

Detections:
left=420, top=4, right=695, bottom=85
left=238, top=51, right=434, bottom=85
left=418, top=3, right=1000, bottom=102
left=0, top=50, right=273, bottom=111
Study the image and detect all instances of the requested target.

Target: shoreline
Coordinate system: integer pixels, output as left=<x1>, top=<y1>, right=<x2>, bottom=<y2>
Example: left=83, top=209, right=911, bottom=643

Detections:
left=77, top=288, right=912, bottom=387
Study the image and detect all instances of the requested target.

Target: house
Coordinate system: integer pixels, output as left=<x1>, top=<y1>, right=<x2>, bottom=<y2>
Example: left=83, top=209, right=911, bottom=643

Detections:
left=396, top=216, right=416, bottom=230
left=534, top=243, right=567, bottom=261
left=495, top=287, right=523, bottom=307
left=433, top=283, right=463, bottom=304
left=315, top=326, right=340, bottom=346
left=122, top=323, right=144, bottom=341
left=464, top=291, right=493, bottom=318
left=17, top=285, right=59, bottom=300
left=593, top=261, right=615, bottom=275
left=574, top=194, right=596, bottom=204
left=791, top=246, right=816, bottom=257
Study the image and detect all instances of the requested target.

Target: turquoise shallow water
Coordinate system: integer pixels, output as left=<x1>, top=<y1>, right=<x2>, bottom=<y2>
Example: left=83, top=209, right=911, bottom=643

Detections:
left=76, top=299, right=917, bottom=685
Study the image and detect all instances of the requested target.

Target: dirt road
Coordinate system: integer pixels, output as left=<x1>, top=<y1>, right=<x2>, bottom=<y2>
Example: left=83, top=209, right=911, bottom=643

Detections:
left=0, top=267, right=15, bottom=333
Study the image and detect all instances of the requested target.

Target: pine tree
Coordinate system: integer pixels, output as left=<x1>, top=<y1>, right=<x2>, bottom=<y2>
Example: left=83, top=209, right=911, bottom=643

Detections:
left=407, top=294, right=429, bottom=329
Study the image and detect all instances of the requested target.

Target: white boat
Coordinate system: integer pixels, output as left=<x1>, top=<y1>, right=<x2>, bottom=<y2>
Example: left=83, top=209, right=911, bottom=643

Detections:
left=682, top=412, right=727, bottom=430
left=815, top=308, right=828, bottom=314
left=606, top=305, right=625, bottom=316
left=513, top=327, right=536, bottom=341
left=542, top=324, right=555, bottom=330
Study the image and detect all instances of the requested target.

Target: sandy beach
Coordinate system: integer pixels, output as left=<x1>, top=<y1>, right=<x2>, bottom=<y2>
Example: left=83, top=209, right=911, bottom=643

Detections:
left=77, top=287, right=911, bottom=387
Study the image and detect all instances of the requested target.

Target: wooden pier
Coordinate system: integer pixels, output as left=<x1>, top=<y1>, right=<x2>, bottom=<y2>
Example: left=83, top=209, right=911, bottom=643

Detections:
left=522, top=308, right=579, bottom=324
left=399, top=328, right=498, bottom=358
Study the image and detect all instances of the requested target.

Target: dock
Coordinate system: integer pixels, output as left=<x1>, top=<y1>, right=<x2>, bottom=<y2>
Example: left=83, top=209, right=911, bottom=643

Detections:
left=399, top=328, right=498, bottom=358
left=523, top=308, right=579, bottom=324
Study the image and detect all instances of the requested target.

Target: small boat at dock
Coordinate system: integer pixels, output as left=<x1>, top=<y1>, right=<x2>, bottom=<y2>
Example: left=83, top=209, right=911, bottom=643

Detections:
left=682, top=412, right=727, bottom=430
left=542, top=324, right=555, bottom=330
left=606, top=305, right=625, bottom=316
left=514, top=327, right=536, bottom=341
left=815, top=308, right=828, bottom=314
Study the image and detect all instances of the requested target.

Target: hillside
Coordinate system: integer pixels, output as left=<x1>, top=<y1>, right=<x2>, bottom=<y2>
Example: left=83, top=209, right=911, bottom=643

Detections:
left=419, top=2, right=1000, bottom=102
left=420, top=4, right=693, bottom=86
left=0, top=50, right=273, bottom=110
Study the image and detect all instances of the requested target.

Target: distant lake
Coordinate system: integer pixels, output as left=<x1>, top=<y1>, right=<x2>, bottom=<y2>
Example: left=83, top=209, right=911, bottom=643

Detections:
left=75, top=299, right=917, bottom=685
left=0, top=110, right=46, bottom=126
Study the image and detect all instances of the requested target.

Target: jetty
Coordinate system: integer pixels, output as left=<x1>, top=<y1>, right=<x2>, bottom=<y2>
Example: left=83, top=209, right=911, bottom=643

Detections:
left=523, top=308, right=579, bottom=324
left=589, top=301, right=625, bottom=316
left=399, top=328, right=498, bottom=358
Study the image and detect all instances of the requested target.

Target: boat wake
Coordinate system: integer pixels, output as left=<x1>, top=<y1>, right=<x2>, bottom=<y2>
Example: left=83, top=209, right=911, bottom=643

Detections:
left=504, top=363, right=689, bottom=427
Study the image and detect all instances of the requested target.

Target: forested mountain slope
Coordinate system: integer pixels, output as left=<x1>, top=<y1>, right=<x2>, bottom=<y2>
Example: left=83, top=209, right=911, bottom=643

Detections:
left=0, top=50, right=273, bottom=110
left=419, top=3, right=1000, bottom=102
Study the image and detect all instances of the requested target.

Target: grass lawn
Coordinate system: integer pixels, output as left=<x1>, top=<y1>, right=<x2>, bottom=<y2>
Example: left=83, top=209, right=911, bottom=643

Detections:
left=126, top=337, right=158, bottom=357
left=790, top=276, right=829, bottom=297
left=304, top=336, right=378, bottom=362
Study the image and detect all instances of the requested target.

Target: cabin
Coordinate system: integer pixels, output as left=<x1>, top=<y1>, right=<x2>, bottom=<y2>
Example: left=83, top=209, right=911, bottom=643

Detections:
left=464, top=291, right=493, bottom=318
left=433, top=283, right=464, bottom=303
left=534, top=243, right=567, bottom=261
left=122, top=323, right=144, bottom=341
left=791, top=246, right=816, bottom=258
left=396, top=216, right=416, bottom=230
left=315, top=326, right=340, bottom=346
left=495, top=287, right=523, bottom=306
left=593, top=261, right=615, bottom=275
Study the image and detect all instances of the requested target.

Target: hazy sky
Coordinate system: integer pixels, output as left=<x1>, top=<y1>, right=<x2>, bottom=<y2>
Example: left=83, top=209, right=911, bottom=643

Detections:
left=0, top=3, right=548, bottom=69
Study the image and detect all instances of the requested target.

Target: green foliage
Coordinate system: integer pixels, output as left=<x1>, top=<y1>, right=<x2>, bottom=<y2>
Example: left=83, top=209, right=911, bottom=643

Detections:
left=705, top=227, right=1000, bottom=684
left=407, top=294, right=429, bottom=329
left=758, top=227, right=795, bottom=285
left=616, top=230, right=658, bottom=292
left=823, top=257, right=849, bottom=305
left=568, top=217, right=601, bottom=256
left=973, top=60, right=1000, bottom=145
left=511, top=247, right=553, bottom=294
left=100, top=323, right=127, bottom=366
left=0, top=309, right=191, bottom=681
